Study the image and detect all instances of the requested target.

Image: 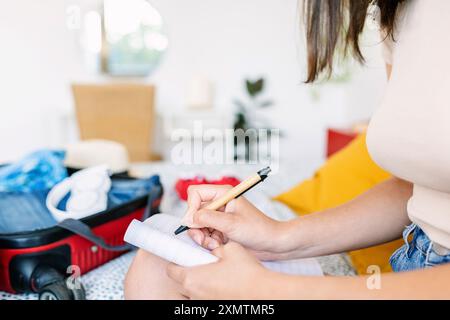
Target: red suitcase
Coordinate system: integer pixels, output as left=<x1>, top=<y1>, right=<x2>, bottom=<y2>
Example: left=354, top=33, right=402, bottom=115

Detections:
left=0, top=173, right=163, bottom=300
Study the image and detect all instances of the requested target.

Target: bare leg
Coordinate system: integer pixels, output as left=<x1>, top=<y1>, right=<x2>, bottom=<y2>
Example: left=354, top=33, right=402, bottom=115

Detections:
left=124, top=249, right=187, bottom=300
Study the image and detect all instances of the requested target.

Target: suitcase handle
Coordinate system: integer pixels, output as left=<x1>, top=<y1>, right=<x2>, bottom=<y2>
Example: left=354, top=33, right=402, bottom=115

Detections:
left=58, top=218, right=132, bottom=252
left=57, top=186, right=162, bottom=252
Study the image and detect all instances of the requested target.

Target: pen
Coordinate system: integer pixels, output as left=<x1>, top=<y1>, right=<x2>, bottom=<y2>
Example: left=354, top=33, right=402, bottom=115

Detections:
left=174, top=166, right=272, bottom=235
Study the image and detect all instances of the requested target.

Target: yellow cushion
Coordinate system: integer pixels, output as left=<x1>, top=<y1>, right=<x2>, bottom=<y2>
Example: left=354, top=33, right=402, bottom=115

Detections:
left=274, top=133, right=403, bottom=274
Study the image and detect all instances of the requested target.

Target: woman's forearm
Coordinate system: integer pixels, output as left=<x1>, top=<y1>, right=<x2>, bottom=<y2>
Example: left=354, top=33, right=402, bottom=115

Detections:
left=265, top=263, right=450, bottom=299
left=276, top=177, right=412, bottom=258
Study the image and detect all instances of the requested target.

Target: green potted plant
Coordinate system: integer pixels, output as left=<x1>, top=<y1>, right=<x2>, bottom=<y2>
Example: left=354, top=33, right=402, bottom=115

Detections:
left=233, top=77, right=274, bottom=160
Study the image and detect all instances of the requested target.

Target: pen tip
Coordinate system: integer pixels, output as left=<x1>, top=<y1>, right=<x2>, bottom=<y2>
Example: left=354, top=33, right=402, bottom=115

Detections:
left=174, top=225, right=189, bottom=235
left=257, top=166, right=271, bottom=178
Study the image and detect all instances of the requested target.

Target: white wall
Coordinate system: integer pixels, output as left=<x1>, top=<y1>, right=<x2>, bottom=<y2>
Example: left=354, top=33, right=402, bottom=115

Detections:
left=0, top=0, right=387, bottom=172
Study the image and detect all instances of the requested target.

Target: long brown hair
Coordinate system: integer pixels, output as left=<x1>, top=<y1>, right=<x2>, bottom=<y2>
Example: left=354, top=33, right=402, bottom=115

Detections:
left=304, top=0, right=405, bottom=83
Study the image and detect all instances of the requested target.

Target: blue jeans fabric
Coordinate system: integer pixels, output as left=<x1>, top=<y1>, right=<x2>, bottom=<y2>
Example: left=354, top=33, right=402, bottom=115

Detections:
left=390, top=223, right=450, bottom=272
left=0, top=176, right=160, bottom=234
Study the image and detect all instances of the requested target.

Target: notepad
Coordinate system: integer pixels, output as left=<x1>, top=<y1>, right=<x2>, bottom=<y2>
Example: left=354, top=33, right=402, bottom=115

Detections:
left=124, top=213, right=323, bottom=276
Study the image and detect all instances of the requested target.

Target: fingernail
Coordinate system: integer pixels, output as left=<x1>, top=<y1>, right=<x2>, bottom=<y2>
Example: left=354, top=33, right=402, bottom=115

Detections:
left=207, top=240, right=218, bottom=250
left=193, top=234, right=202, bottom=245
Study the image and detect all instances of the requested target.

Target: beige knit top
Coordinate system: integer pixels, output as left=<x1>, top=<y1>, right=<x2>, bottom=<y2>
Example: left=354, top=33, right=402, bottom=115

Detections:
left=367, top=0, right=450, bottom=249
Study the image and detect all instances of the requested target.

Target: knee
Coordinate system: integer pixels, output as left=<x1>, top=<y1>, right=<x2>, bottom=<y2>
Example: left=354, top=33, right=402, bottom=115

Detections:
left=123, top=249, right=184, bottom=300
left=124, top=250, right=148, bottom=299
left=125, top=249, right=165, bottom=299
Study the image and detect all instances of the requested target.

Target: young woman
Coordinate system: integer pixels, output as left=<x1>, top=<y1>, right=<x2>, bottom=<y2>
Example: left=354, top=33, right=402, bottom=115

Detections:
left=124, top=0, right=450, bottom=299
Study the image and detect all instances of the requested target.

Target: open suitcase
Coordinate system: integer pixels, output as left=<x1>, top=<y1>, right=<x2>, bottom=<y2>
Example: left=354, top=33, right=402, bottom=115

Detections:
left=0, top=172, right=163, bottom=300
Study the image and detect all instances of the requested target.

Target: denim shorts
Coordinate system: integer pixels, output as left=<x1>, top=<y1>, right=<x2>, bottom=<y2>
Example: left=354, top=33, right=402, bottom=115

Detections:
left=390, top=223, right=450, bottom=272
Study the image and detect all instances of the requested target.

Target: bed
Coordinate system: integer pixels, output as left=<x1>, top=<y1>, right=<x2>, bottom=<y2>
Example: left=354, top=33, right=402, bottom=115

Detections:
left=0, top=162, right=355, bottom=300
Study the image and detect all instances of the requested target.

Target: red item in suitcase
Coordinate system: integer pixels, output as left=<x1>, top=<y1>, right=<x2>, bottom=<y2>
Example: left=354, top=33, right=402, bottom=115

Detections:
left=175, top=176, right=241, bottom=201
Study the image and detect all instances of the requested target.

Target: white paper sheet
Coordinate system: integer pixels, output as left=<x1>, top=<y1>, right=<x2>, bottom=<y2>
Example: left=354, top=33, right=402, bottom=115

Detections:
left=124, top=213, right=322, bottom=276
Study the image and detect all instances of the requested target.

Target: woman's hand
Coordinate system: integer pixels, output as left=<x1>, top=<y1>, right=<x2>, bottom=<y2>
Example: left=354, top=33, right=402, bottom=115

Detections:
left=182, top=184, right=292, bottom=259
left=168, top=242, right=450, bottom=300
left=166, top=242, right=277, bottom=299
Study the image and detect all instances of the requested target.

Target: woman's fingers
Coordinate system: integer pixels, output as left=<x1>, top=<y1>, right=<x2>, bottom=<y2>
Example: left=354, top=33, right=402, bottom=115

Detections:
left=203, top=236, right=220, bottom=250
left=212, top=241, right=245, bottom=259
left=187, top=209, right=236, bottom=250
left=211, top=245, right=226, bottom=258
left=198, top=227, right=221, bottom=250
left=224, top=199, right=237, bottom=213
left=182, top=185, right=232, bottom=227
left=193, top=209, right=236, bottom=234
left=210, top=229, right=224, bottom=243
left=187, top=229, right=205, bottom=246
left=183, top=185, right=236, bottom=249
left=188, top=227, right=224, bottom=250
left=186, top=208, right=235, bottom=246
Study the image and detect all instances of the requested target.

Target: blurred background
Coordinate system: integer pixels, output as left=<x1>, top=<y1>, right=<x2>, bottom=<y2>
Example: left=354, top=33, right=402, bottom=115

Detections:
left=0, top=0, right=387, bottom=175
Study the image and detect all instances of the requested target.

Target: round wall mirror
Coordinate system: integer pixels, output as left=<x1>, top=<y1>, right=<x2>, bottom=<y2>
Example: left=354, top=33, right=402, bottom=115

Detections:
left=81, top=0, right=168, bottom=77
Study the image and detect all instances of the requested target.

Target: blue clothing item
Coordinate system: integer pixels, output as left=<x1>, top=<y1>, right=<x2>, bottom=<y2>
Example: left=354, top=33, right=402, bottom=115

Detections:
left=108, top=175, right=161, bottom=207
left=390, top=223, right=450, bottom=272
left=0, top=175, right=161, bottom=234
left=0, top=150, right=67, bottom=192
left=56, top=176, right=161, bottom=210
left=0, top=190, right=57, bottom=233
